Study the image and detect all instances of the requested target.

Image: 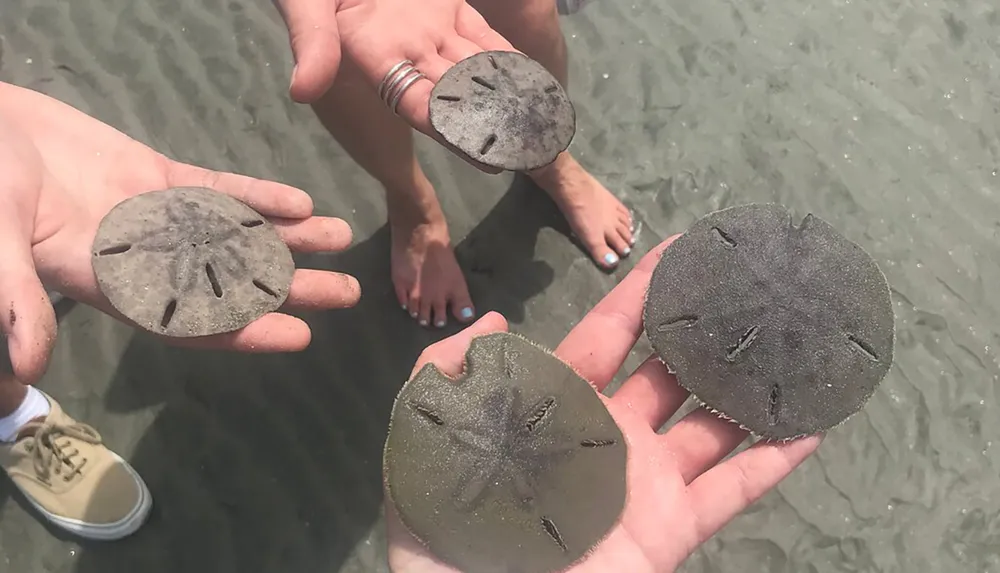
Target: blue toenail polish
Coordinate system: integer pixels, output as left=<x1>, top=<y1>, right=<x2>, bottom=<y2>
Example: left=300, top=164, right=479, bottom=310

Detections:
left=460, top=307, right=474, bottom=320
left=604, top=253, right=619, bottom=265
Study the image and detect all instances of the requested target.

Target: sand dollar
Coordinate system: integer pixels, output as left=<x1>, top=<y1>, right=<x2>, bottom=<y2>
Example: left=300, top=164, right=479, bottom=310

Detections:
left=643, top=203, right=895, bottom=440
left=429, top=51, right=576, bottom=172
left=384, top=332, right=626, bottom=573
left=91, top=187, right=294, bottom=338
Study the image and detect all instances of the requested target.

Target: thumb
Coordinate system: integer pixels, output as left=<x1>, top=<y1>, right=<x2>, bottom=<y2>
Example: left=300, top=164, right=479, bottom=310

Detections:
left=276, top=0, right=342, bottom=103
left=410, top=312, right=509, bottom=379
left=0, top=218, right=57, bottom=385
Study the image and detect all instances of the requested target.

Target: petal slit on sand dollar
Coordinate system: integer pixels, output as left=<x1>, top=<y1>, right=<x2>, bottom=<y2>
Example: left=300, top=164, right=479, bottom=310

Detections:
left=383, top=332, right=626, bottom=573
left=429, top=51, right=576, bottom=172
left=91, top=186, right=295, bottom=338
left=642, top=203, right=895, bottom=441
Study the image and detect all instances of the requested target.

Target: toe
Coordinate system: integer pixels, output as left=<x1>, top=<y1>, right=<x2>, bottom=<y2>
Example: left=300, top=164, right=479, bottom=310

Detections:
left=607, top=230, right=631, bottom=258
left=432, top=298, right=448, bottom=328
left=406, top=287, right=423, bottom=321
left=617, top=217, right=634, bottom=244
left=395, top=283, right=409, bottom=312
left=451, top=286, right=476, bottom=324
left=581, top=232, right=619, bottom=269
left=417, top=298, right=433, bottom=328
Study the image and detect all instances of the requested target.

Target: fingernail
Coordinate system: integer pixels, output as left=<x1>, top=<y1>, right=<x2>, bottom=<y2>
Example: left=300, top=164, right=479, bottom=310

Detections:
left=435, top=320, right=446, bottom=328
left=460, top=307, right=475, bottom=320
left=419, top=319, right=429, bottom=327
left=604, top=253, right=619, bottom=266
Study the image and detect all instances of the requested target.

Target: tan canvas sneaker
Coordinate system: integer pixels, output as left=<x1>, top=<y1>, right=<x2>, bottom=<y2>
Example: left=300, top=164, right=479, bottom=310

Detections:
left=0, top=390, right=151, bottom=540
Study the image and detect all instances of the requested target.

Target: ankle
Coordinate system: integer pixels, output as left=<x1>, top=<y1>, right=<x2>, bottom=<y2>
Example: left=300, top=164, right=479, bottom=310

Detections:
left=0, top=379, right=28, bottom=419
left=384, top=180, right=448, bottom=232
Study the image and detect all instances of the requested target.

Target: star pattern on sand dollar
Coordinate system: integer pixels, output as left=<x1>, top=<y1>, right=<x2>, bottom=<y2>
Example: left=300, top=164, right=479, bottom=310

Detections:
left=445, top=384, right=583, bottom=512
left=120, top=197, right=259, bottom=295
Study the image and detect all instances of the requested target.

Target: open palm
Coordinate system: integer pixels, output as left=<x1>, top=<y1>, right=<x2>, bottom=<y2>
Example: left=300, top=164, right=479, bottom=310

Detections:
left=386, top=237, right=822, bottom=572
left=0, top=82, right=360, bottom=385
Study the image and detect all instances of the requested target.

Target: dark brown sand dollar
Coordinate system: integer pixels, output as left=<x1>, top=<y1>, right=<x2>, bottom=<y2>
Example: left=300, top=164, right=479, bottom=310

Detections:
left=384, top=332, right=626, bottom=573
left=91, top=187, right=294, bottom=338
left=429, top=51, right=576, bottom=172
left=643, top=203, right=895, bottom=441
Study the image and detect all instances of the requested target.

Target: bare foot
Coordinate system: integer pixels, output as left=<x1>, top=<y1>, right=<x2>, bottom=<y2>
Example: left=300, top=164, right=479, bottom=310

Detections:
left=389, top=208, right=476, bottom=329
left=530, top=153, right=635, bottom=269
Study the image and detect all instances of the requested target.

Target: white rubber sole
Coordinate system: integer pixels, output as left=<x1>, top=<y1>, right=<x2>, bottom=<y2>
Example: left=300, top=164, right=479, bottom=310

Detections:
left=16, top=451, right=153, bottom=541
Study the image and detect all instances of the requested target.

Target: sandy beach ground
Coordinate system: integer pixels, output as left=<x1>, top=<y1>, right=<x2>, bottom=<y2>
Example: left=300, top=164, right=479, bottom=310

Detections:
left=2, top=0, right=1000, bottom=571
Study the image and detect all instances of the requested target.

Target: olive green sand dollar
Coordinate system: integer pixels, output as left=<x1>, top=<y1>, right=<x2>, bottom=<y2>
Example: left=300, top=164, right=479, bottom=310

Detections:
left=643, top=203, right=895, bottom=441
left=429, top=51, right=576, bottom=172
left=384, top=332, right=626, bottom=573
left=91, top=187, right=294, bottom=338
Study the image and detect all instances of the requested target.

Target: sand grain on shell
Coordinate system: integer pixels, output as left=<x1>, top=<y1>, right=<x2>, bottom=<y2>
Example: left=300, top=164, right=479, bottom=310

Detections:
left=91, top=187, right=295, bottom=338
left=384, top=332, right=626, bottom=573
left=429, top=51, right=576, bottom=172
left=643, top=203, right=895, bottom=440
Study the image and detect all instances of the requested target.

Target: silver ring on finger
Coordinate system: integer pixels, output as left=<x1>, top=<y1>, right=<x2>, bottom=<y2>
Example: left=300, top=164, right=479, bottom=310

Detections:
left=378, top=59, right=425, bottom=116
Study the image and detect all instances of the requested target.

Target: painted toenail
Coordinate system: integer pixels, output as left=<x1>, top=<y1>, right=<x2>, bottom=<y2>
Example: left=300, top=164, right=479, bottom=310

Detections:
left=419, top=319, right=428, bottom=327
left=410, top=311, right=418, bottom=318
left=401, top=303, right=407, bottom=311
left=623, top=247, right=631, bottom=255
left=630, top=236, right=636, bottom=245
left=435, top=320, right=446, bottom=328
left=460, top=307, right=474, bottom=320
left=604, top=253, right=619, bottom=265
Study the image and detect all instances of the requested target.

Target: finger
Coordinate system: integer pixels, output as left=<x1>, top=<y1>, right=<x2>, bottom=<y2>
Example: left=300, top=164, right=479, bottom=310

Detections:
left=661, top=408, right=751, bottom=484
left=274, top=0, right=342, bottom=103
left=440, top=37, right=483, bottom=64
left=165, top=162, right=314, bottom=219
left=554, top=234, right=681, bottom=390
left=456, top=5, right=516, bottom=52
left=611, top=354, right=689, bottom=430
left=268, top=216, right=353, bottom=253
left=687, top=435, right=823, bottom=543
left=349, top=41, right=502, bottom=174
left=0, top=222, right=56, bottom=384
left=411, top=311, right=508, bottom=378
left=283, top=269, right=361, bottom=312
left=167, top=312, right=314, bottom=353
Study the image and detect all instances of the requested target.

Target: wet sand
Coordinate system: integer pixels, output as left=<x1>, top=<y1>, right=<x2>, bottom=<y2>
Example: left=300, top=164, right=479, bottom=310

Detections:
left=1, top=0, right=999, bottom=572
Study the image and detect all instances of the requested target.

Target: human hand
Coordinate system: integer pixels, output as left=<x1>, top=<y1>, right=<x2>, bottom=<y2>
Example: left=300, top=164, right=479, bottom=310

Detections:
left=384, top=236, right=823, bottom=572
left=0, top=82, right=360, bottom=385
left=275, top=0, right=515, bottom=170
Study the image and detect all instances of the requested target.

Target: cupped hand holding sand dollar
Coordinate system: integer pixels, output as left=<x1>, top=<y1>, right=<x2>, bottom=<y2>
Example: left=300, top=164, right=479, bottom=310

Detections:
left=384, top=243, right=824, bottom=573
left=276, top=0, right=518, bottom=171
left=0, top=81, right=360, bottom=358
left=385, top=331, right=626, bottom=573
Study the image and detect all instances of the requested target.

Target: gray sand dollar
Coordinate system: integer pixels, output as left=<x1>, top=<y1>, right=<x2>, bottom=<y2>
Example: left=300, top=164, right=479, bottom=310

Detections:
left=643, top=203, right=895, bottom=441
left=384, top=332, right=626, bottom=573
left=91, top=187, right=295, bottom=338
left=429, top=51, right=576, bottom=172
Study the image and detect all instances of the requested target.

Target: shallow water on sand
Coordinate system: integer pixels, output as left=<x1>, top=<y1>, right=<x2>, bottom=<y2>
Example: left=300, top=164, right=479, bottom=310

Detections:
left=1, top=0, right=999, bottom=572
